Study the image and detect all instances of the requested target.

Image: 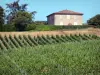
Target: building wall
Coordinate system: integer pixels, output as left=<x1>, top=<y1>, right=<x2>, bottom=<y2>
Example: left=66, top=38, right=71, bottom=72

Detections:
left=54, top=15, right=82, bottom=25
left=47, top=15, right=54, bottom=25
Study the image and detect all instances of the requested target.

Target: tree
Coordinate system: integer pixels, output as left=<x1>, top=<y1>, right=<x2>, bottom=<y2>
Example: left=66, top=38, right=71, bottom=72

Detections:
left=87, top=14, right=100, bottom=26
left=12, top=11, right=32, bottom=31
left=6, top=0, right=36, bottom=31
left=0, top=6, right=4, bottom=31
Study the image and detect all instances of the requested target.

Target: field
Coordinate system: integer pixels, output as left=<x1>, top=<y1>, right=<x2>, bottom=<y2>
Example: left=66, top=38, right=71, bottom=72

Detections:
left=0, top=28, right=100, bottom=75
left=0, top=39, right=100, bottom=75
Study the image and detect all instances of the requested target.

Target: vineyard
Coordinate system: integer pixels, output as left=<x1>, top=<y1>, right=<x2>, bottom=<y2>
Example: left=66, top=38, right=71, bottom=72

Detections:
left=0, top=39, right=100, bottom=75
left=0, top=34, right=100, bottom=50
left=0, top=34, right=100, bottom=75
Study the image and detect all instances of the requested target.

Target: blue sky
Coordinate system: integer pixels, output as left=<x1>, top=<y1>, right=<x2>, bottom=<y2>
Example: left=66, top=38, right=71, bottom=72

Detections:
left=0, top=0, right=100, bottom=23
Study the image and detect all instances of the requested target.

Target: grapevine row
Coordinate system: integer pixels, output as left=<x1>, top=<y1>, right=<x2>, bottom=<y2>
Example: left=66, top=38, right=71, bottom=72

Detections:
left=0, top=34, right=99, bottom=50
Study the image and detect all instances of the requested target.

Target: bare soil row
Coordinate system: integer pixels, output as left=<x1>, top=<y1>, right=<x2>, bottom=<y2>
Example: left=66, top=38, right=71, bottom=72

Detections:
left=0, top=28, right=100, bottom=37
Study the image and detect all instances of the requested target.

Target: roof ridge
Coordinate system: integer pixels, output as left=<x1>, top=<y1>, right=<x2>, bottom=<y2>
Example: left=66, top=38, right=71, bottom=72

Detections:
left=58, top=9, right=82, bottom=13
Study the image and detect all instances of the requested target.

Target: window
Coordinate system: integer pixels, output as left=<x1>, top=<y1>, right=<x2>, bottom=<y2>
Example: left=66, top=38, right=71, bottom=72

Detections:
left=67, top=15, right=70, bottom=19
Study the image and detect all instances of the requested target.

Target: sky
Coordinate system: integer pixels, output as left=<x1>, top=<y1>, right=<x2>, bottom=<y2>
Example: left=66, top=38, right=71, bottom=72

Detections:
left=0, top=0, right=100, bottom=23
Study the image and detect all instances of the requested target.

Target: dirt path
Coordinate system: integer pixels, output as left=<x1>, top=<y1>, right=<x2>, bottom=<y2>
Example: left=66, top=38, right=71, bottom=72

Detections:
left=0, top=28, right=100, bottom=37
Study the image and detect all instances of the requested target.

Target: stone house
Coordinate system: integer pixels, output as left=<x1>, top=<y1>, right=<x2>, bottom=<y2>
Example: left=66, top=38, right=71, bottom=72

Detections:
left=47, top=9, right=83, bottom=25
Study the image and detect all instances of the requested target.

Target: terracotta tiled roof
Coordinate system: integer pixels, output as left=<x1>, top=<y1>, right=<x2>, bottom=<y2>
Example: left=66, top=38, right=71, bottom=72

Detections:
left=47, top=10, right=83, bottom=17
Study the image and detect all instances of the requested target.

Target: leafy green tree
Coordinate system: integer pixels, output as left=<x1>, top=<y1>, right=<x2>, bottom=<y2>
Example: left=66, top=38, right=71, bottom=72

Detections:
left=6, top=0, right=36, bottom=31
left=87, top=14, right=100, bottom=26
left=0, top=6, right=4, bottom=31
left=12, top=11, right=32, bottom=31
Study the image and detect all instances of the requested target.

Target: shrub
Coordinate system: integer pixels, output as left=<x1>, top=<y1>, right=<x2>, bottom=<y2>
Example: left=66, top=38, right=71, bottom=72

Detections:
left=2, top=24, right=92, bottom=31
left=3, top=24, right=16, bottom=32
left=35, top=25, right=53, bottom=31
left=25, top=24, right=36, bottom=31
left=33, top=21, right=47, bottom=25
left=61, top=25, right=92, bottom=30
left=94, top=25, right=100, bottom=28
left=29, top=25, right=92, bottom=31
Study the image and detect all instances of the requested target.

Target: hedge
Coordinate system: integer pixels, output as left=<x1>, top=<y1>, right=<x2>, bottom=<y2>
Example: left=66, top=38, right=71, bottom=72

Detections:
left=1, top=24, right=92, bottom=32
left=28, top=25, right=92, bottom=31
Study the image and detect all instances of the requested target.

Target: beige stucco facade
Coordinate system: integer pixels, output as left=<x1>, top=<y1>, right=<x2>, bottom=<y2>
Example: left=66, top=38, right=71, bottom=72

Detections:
left=47, top=14, right=83, bottom=25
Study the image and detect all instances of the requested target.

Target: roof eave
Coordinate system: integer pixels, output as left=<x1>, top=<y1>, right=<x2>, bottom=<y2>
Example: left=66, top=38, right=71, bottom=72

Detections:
left=47, top=13, right=83, bottom=17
